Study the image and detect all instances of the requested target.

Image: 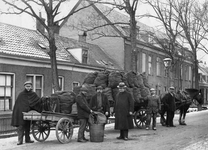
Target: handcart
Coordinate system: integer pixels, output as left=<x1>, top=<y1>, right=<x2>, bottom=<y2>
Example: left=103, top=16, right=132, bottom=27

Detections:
left=23, top=110, right=79, bottom=144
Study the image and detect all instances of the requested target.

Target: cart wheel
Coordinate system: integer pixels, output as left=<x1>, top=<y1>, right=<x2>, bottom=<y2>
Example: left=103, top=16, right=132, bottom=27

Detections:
left=56, top=118, right=74, bottom=144
left=134, top=109, right=147, bottom=129
left=32, top=121, right=50, bottom=142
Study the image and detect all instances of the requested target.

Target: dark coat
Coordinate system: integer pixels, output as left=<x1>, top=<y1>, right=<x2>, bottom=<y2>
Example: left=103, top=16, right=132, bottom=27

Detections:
left=162, top=93, right=176, bottom=111
left=89, top=93, right=110, bottom=116
left=11, top=89, right=41, bottom=127
left=114, top=91, right=134, bottom=130
left=146, top=95, right=161, bottom=114
left=76, top=92, right=91, bottom=119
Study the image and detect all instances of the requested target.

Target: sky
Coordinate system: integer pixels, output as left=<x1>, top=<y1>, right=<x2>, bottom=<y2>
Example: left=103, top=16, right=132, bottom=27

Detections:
left=0, top=0, right=207, bottom=64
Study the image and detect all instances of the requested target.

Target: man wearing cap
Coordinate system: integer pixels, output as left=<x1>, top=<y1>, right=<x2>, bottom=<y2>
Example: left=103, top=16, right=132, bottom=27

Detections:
left=145, top=88, right=161, bottom=130
left=114, top=82, right=134, bottom=141
left=11, top=81, right=41, bottom=145
left=90, top=86, right=110, bottom=117
left=76, top=86, right=94, bottom=143
left=162, top=86, right=176, bottom=127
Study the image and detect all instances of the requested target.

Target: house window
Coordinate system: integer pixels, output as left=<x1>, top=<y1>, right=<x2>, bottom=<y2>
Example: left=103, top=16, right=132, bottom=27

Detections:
left=180, top=64, right=183, bottom=79
left=82, top=49, right=88, bottom=64
left=188, top=66, right=192, bottom=81
left=58, top=76, right=64, bottom=91
left=148, top=55, right=152, bottom=75
left=72, top=82, right=80, bottom=90
left=0, top=73, right=14, bottom=111
left=156, top=57, right=161, bottom=76
left=26, top=75, right=43, bottom=97
left=142, top=53, right=146, bottom=73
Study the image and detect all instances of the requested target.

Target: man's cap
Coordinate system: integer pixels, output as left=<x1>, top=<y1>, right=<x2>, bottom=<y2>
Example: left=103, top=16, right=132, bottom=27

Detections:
left=96, top=86, right=103, bottom=90
left=169, top=86, right=175, bottom=90
left=80, top=86, right=88, bottom=92
left=150, top=88, right=156, bottom=91
left=117, top=82, right=127, bottom=88
left=24, top=81, right=32, bottom=86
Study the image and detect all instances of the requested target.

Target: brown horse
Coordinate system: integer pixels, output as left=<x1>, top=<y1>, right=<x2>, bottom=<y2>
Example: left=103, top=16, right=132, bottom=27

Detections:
left=160, top=89, right=203, bottom=126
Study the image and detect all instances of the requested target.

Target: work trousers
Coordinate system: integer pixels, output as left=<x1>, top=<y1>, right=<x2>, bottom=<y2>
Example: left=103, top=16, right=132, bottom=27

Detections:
left=78, top=118, right=88, bottom=140
left=17, top=120, right=31, bottom=143
left=166, top=110, right=175, bottom=126
left=146, top=112, right=157, bottom=128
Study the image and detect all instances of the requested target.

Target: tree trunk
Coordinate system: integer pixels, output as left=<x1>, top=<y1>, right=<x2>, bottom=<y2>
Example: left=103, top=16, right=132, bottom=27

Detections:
left=194, top=51, right=199, bottom=89
left=48, top=27, right=60, bottom=92
left=129, top=12, right=137, bottom=73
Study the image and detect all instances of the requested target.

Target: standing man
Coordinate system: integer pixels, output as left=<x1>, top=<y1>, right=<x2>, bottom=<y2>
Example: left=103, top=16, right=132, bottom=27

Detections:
left=76, top=86, right=94, bottom=143
left=114, top=82, right=134, bottom=141
left=145, top=88, right=161, bottom=130
left=90, top=86, right=110, bottom=118
left=163, top=86, right=176, bottom=127
left=11, top=81, right=41, bottom=145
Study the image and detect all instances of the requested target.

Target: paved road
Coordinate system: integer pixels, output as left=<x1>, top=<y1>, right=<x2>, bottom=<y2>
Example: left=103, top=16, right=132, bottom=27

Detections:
left=1, top=110, right=208, bottom=150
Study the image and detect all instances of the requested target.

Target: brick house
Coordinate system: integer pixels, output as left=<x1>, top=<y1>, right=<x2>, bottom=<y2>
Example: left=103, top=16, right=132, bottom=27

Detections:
left=59, top=0, right=194, bottom=94
left=0, top=22, right=121, bottom=134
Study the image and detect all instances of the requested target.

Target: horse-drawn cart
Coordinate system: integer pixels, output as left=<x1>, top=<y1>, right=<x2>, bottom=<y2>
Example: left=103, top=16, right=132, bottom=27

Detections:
left=23, top=110, right=79, bottom=144
left=133, top=101, right=148, bottom=129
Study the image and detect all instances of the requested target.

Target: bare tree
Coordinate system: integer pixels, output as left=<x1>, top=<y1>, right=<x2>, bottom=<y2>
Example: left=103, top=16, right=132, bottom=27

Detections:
left=1, top=0, right=98, bottom=91
left=84, top=0, right=140, bottom=73
left=143, top=0, right=208, bottom=89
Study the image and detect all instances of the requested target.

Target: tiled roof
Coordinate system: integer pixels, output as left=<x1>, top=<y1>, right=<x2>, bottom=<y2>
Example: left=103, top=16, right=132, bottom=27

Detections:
left=0, top=22, right=76, bottom=62
left=58, top=36, right=122, bottom=69
left=0, top=22, right=121, bottom=70
left=94, top=3, right=161, bottom=36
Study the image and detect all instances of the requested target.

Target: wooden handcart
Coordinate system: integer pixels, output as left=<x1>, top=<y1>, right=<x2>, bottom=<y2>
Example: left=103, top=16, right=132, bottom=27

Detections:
left=23, top=110, right=79, bottom=144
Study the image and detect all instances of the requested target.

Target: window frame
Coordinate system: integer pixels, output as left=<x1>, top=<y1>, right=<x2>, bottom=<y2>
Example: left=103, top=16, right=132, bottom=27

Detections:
left=142, top=52, right=146, bottom=73
left=82, top=49, right=88, bottom=64
left=58, top=76, right=64, bottom=91
left=148, top=55, right=153, bottom=75
left=0, top=72, right=15, bottom=112
left=26, top=74, right=43, bottom=97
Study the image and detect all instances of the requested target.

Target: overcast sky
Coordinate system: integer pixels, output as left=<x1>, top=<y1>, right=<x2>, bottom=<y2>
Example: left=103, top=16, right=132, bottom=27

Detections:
left=0, top=0, right=207, bottom=64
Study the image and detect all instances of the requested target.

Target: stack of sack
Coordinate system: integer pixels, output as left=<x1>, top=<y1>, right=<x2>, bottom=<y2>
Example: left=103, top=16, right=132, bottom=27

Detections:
left=77, top=70, right=151, bottom=104
left=48, top=91, right=76, bottom=114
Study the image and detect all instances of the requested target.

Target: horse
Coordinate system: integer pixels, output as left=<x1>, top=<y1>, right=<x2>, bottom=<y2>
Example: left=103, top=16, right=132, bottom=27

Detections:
left=159, top=89, right=203, bottom=126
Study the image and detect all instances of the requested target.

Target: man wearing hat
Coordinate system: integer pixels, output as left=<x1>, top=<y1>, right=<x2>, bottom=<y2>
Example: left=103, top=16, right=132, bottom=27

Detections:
left=145, top=88, right=161, bottom=130
left=76, top=86, right=94, bottom=143
left=162, top=86, right=176, bottom=127
left=114, top=82, right=134, bottom=141
left=11, top=81, right=41, bottom=145
left=90, top=86, right=110, bottom=117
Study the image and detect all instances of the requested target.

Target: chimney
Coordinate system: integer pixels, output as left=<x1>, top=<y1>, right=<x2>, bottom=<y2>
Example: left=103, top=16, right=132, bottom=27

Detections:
left=36, top=12, right=45, bottom=34
left=78, top=31, right=87, bottom=42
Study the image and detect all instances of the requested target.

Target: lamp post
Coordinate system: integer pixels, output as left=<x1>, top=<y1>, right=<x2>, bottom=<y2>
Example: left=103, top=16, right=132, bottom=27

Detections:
left=163, top=58, right=172, bottom=90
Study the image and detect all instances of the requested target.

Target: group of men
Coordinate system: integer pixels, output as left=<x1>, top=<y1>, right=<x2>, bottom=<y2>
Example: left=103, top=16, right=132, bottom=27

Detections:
left=11, top=81, right=177, bottom=145
left=76, top=82, right=134, bottom=142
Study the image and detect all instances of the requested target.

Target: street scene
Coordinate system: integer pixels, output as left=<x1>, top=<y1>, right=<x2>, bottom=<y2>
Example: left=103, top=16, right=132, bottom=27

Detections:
left=1, top=0, right=208, bottom=150
left=1, top=110, right=208, bottom=150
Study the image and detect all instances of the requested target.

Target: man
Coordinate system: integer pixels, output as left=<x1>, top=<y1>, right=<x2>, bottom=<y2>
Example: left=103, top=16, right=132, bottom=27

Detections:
left=114, top=82, right=134, bottom=141
left=90, top=86, right=110, bottom=118
left=11, top=81, right=41, bottom=145
left=76, top=86, right=94, bottom=143
left=163, top=86, right=176, bottom=127
left=145, top=88, right=161, bottom=130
